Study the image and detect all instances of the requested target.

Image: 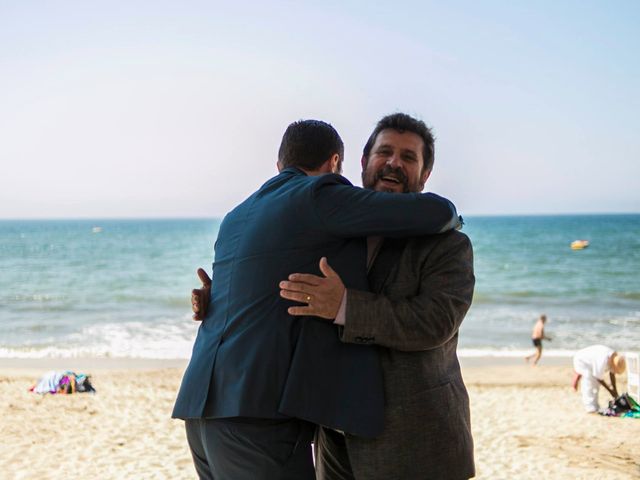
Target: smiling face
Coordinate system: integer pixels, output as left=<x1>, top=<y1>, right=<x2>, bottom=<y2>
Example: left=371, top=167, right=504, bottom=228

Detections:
left=361, top=129, right=431, bottom=193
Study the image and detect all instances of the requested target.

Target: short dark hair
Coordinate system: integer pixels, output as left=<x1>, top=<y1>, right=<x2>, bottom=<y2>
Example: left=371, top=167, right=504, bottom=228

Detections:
left=362, top=113, right=435, bottom=172
left=278, top=120, right=344, bottom=171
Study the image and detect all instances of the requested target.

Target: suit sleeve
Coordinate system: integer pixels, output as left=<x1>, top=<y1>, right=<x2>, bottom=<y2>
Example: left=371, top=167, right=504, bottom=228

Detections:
left=312, top=175, right=461, bottom=238
left=340, top=234, right=475, bottom=351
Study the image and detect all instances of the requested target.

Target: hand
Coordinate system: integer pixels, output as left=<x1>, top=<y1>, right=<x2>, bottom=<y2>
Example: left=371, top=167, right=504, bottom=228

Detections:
left=279, top=257, right=345, bottom=320
left=599, top=379, right=617, bottom=398
left=192, top=268, right=212, bottom=321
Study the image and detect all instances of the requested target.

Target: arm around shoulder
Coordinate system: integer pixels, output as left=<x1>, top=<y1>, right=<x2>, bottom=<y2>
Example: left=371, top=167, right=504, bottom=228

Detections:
left=311, top=176, right=460, bottom=238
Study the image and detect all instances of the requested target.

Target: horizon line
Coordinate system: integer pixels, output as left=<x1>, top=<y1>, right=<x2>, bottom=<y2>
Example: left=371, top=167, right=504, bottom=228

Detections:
left=0, top=212, right=639, bottom=221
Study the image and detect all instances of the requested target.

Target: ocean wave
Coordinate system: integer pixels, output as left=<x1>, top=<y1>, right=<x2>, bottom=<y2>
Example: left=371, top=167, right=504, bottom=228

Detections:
left=469, top=294, right=640, bottom=309
left=0, top=346, right=581, bottom=360
left=0, top=344, right=194, bottom=359
left=458, top=348, right=576, bottom=358
left=2, top=302, right=638, bottom=360
left=0, top=316, right=199, bottom=359
left=4, top=293, right=69, bottom=303
left=615, top=292, right=640, bottom=300
left=110, top=293, right=190, bottom=307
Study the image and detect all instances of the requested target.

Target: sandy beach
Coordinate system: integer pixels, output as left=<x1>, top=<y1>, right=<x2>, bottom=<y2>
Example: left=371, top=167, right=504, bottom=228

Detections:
left=1, top=357, right=638, bottom=479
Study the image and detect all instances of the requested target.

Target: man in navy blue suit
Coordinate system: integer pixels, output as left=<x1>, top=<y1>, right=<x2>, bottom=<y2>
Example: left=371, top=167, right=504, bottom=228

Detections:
left=174, top=119, right=460, bottom=479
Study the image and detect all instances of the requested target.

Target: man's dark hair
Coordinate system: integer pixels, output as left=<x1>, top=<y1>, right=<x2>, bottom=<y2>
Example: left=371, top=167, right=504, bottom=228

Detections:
left=278, top=120, right=344, bottom=171
left=362, top=113, right=435, bottom=172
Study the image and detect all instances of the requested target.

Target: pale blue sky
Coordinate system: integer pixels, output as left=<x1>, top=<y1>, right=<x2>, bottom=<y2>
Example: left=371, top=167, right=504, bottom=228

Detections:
left=1, top=1, right=638, bottom=218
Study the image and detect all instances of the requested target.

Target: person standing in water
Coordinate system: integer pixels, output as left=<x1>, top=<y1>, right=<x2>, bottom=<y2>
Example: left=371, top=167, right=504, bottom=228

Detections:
left=525, top=314, right=551, bottom=366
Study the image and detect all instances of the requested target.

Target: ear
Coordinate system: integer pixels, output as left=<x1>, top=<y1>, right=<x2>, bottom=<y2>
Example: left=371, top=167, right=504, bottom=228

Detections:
left=330, top=153, right=340, bottom=173
left=276, top=160, right=283, bottom=172
left=418, top=169, right=431, bottom=191
left=361, top=155, right=368, bottom=171
left=316, top=156, right=338, bottom=174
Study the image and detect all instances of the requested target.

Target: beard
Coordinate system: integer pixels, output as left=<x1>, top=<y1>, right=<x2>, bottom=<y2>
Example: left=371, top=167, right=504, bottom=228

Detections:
left=362, top=165, right=414, bottom=193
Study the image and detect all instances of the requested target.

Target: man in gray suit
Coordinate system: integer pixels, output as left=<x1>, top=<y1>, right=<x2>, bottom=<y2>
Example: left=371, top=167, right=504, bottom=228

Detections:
left=279, top=113, right=475, bottom=479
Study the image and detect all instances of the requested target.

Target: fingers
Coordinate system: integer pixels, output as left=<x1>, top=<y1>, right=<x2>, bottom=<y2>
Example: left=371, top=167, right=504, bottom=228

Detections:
left=287, top=306, right=312, bottom=316
left=280, top=289, right=312, bottom=304
left=287, top=304, right=334, bottom=320
left=279, top=280, right=315, bottom=294
left=197, top=268, right=212, bottom=287
left=318, top=257, right=336, bottom=278
left=282, top=289, right=336, bottom=320
left=192, top=290, right=201, bottom=311
left=191, top=289, right=204, bottom=321
left=287, top=273, right=323, bottom=285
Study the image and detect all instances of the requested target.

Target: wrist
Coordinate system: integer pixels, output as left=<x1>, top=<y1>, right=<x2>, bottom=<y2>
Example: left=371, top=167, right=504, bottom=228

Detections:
left=333, top=289, right=347, bottom=325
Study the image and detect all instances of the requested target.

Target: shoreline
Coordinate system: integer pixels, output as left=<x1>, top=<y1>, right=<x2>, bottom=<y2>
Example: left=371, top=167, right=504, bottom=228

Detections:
left=0, top=356, right=188, bottom=373
left=0, top=354, right=572, bottom=372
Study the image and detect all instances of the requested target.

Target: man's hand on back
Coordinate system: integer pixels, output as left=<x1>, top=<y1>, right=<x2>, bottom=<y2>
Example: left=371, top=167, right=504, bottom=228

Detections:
left=279, top=257, right=345, bottom=320
left=192, top=268, right=211, bottom=321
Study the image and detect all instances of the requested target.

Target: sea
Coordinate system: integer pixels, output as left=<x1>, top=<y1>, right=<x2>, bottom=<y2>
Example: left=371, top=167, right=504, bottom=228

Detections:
left=0, top=214, right=638, bottom=359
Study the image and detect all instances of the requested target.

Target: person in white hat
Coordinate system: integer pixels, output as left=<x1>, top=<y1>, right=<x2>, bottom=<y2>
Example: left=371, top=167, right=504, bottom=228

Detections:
left=572, top=345, right=626, bottom=413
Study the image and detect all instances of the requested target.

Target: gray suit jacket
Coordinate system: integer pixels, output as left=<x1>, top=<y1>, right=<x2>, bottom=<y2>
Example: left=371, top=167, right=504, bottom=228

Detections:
left=341, top=231, right=475, bottom=480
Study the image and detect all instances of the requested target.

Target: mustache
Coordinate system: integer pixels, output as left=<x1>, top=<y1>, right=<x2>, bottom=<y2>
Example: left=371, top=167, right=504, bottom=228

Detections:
left=376, top=166, right=407, bottom=185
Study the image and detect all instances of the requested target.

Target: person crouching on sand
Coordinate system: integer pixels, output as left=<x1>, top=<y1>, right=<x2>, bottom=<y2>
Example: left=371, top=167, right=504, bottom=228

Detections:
left=572, top=345, right=626, bottom=413
left=525, top=314, right=551, bottom=366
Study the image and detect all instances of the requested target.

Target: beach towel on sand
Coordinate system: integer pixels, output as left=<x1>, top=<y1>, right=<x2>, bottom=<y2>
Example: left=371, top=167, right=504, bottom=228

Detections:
left=30, top=371, right=96, bottom=394
left=599, top=393, right=640, bottom=418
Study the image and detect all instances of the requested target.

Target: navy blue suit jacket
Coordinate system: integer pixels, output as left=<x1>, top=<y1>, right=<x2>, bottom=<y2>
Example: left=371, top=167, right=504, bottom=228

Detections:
left=172, top=167, right=459, bottom=437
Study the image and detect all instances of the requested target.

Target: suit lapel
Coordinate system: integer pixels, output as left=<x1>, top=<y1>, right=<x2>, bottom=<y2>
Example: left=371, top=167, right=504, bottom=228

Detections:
left=367, top=238, right=407, bottom=292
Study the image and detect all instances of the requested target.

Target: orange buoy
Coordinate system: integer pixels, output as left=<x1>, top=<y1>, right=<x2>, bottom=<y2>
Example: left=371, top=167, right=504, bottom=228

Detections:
left=570, top=240, right=589, bottom=250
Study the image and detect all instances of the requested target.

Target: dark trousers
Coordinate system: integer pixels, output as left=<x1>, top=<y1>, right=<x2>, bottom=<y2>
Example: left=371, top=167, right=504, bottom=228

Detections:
left=185, top=417, right=315, bottom=480
left=314, top=427, right=355, bottom=480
